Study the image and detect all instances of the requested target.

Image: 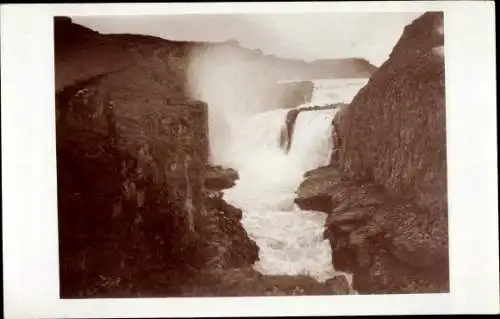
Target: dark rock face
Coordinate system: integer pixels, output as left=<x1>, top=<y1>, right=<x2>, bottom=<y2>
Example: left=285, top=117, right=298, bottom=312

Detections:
left=337, top=12, right=446, bottom=193
left=294, top=165, right=342, bottom=212
left=294, top=12, right=448, bottom=294
left=204, top=165, right=239, bottom=190
left=57, top=83, right=209, bottom=297
left=329, top=105, right=348, bottom=165
left=326, top=12, right=448, bottom=294
left=55, top=17, right=259, bottom=298
left=279, top=109, right=301, bottom=152
left=180, top=267, right=352, bottom=297
left=196, top=190, right=260, bottom=271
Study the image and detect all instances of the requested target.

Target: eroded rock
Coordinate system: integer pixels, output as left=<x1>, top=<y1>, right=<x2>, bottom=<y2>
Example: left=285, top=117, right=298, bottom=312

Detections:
left=294, top=165, right=342, bottom=212
left=329, top=12, right=448, bottom=294
left=55, top=18, right=259, bottom=298
left=304, top=12, right=448, bottom=294
left=204, top=165, right=239, bottom=190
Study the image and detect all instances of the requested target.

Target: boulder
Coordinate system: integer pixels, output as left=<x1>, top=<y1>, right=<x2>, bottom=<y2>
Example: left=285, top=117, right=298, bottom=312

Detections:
left=294, top=165, right=342, bottom=212
left=204, top=165, right=239, bottom=190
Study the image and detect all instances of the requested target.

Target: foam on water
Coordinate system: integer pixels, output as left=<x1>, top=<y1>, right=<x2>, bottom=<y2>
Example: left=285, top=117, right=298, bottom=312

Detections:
left=289, top=109, right=338, bottom=172
left=222, top=105, right=343, bottom=282
left=296, top=78, right=369, bottom=108
left=186, top=48, right=366, bottom=281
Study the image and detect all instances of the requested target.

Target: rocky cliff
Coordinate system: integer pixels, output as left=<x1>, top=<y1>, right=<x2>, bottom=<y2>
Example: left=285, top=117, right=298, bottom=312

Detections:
left=295, top=12, right=448, bottom=293
left=55, top=16, right=362, bottom=298
left=55, top=16, right=259, bottom=297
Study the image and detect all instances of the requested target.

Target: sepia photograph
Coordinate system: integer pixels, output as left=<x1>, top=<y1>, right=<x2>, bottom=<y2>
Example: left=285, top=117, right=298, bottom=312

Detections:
left=2, top=2, right=498, bottom=318
left=55, top=10, right=448, bottom=298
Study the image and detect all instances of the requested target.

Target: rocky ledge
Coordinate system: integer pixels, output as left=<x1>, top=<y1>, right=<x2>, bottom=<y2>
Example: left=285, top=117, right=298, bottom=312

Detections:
left=204, top=165, right=239, bottom=190
left=294, top=165, right=342, bottom=211
left=180, top=267, right=352, bottom=296
left=295, top=12, right=448, bottom=294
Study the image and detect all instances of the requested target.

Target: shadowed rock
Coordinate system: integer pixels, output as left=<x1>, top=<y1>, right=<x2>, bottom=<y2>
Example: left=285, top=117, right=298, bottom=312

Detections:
left=55, top=17, right=259, bottom=298
left=180, top=267, right=352, bottom=296
left=294, top=165, right=342, bottom=212
left=204, top=165, right=239, bottom=190
left=297, top=12, right=448, bottom=294
left=330, top=11, right=448, bottom=294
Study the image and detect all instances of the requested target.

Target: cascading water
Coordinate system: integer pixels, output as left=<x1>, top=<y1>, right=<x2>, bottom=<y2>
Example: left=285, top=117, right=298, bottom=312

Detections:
left=222, top=106, right=343, bottom=282
left=291, top=78, right=369, bottom=108
left=288, top=109, right=339, bottom=172
left=186, top=45, right=368, bottom=284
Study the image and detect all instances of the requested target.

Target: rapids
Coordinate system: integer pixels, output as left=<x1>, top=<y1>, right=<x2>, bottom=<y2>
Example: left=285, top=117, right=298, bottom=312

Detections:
left=205, top=78, right=368, bottom=283
left=221, top=107, right=341, bottom=282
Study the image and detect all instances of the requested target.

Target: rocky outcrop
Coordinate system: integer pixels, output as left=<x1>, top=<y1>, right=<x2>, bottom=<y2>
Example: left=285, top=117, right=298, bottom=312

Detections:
left=297, top=12, right=448, bottom=294
left=180, top=267, right=351, bottom=297
left=55, top=17, right=259, bottom=298
left=294, top=165, right=342, bottom=212
left=204, top=165, right=239, bottom=190
left=332, top=12, right=447, bottom=293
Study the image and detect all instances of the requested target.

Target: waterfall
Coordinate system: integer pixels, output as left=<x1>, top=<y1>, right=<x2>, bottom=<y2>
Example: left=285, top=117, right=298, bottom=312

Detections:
left=185, top=43, right=368, bottom=282
left=222, top=106, right=343, bottom=282
left=297, top=78, right=369, bottom=108
left=288, top=109, right=337, bottom=172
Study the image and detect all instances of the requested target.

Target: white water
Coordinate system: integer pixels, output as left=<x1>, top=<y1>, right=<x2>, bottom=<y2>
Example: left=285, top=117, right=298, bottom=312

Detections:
left=212, top=78, right=369, bottom=282
left=290, top=78, right=369, bottom=108
left=186, top=47, right=368, bottom=282
left=221, top=104, right=343, bottom=282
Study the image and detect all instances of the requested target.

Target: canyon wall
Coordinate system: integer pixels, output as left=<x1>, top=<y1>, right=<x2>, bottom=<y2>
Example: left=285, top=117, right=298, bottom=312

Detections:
left=55, top=17, right=258, bottom=297
left=296, top=12, right=448, bottom=293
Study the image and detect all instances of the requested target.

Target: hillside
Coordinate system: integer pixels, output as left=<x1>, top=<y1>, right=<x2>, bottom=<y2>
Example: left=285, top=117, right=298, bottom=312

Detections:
left=54, top=17, right=376, bottom=93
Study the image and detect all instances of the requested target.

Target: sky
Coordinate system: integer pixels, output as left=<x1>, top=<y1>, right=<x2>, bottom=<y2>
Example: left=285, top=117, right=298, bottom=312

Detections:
left=72, top=12, right=423, bottom=67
